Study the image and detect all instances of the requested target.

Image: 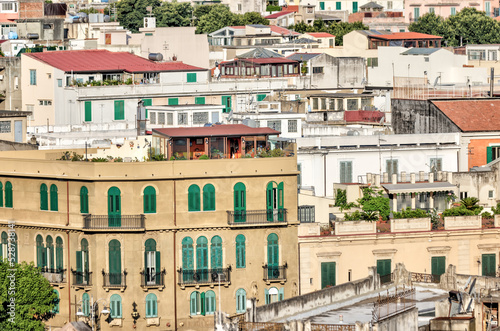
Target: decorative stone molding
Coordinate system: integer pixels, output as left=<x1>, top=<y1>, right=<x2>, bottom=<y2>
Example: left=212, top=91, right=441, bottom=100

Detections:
left=146, top=317, right=160, bottom=326
left=372, top=249, right=397, bottom=259
left=426, top=246, right=451, bottom=255
left=316, top=251, right=342, bottom=258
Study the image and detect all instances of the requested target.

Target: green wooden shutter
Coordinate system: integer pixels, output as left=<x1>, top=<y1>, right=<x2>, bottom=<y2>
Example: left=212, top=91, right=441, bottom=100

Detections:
left=156, top=251, right=161, bottom=284
left=188, top=185, right=200, bottom=212
left=80, top=186, right=88, bottom=214
left=168, top=98, right=179, bottom=105
left=321, top=262, right=336, bottom=288
left=377, top=259, right=391, bottom=276
left=50, top=184, right=58, bottom=211
left=336, top=1, right=341, bottom=9
left=187, top=73, right=197, bottom=83
left=278, top=288, right=284, bottom=301
left=114, top=100, right=124, bottom=120
left=36, top=235, right=44, bottom=268
left=353, top=1, right=358, bottom=12
left=146, top=294, right=151, bottom=317
left=487, top=146, right=493, bottom=163
left=320, top=1, right=325, bottom=9
left=0, top=183, right=3, bottom=208
left=109, top=240, right=121, bottom=284
left=236, top=235, right=245, bottom=268
left=482, top=254, right=496, bottom=276
left=143, top=99, right=152, bottom=119
left=40, top=184, right=48, bottom=210
left=234, top=183, right=246, bottom=222
left=84, top=101, right=92, bottom=122
left=265, top=288, right=269, bottom=304
left=278, top=182, right=284, bottom=221
left=431, top=256, right=446, bottom=275
left=203, top=184, right=215, bottom=211
left=200, top=292, right=206, bottom=316
left=5, top=182, right=12, bottom=208
left=257, top=94, right=266, bottom=101
left=221, top=96, right=231, bottom=113
left=210, top=236, right=222, bottom=269
left=266, top=182, right=274, bottom=221
left=56, top=237, right=63, bottom=270
left=76, top=250, right=82, bottom=283
left=195, top=97, right=205, bottom=105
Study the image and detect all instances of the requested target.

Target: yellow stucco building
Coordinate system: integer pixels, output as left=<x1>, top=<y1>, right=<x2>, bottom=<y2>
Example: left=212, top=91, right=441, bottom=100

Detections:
left=0, top=149, right=299, bottom=330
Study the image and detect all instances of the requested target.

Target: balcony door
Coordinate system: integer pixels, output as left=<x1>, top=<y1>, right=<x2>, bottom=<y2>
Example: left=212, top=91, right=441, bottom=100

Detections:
left=267, top=233, right=279, bottom=279
left=266, top=182, right=284, bottom=221
left=109, top=239, right=121, bottom=285
left=145, top=239, right=160, bottom=285
left=108, top=187, right=121, bottom=227
left=233, top=183, right=246, bottom=222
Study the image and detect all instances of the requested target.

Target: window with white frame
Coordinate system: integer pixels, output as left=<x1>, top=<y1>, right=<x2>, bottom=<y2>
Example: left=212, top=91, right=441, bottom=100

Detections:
left=158, top=113, right=165, bottom=125
left=150, top=112, right=156, bottom=124
left=178, top=113, right=188, bottom=125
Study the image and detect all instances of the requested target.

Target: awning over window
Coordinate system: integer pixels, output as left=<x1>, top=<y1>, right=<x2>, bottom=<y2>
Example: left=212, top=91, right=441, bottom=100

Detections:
left=382, top=182, right=457, bottom=194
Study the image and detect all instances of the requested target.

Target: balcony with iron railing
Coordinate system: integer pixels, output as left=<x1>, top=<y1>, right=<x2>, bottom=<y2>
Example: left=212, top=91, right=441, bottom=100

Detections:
left=40, top=267, right=66, bottom=284
left=140, top=269, right=166, bottom=289
left=227, top=209, right=288, bottom=226
left=71, top=269, right=92, bottom=287
left=263, top=263, right=287, bottom=283
left=83, top=214, right=145, bottom=232
left=102, top=269, right=127, bottom=291
left=177, top=267, right=231, bottom=287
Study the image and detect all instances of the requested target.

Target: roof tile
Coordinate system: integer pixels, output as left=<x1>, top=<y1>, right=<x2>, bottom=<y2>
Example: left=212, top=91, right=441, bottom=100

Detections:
left=432, top=99, right=500, bottom=132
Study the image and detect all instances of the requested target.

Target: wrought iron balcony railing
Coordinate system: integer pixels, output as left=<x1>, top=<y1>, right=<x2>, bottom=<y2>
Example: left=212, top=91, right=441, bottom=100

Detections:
left=140, top=269, right=166, bottom=288
left=263, top=263, right=287, bottom=282
left=102, top=269, right=127, bottom=290
left=71, top=269, right=92, bottom=286
left=227, top=209, right=287, bottom=225
left=83, top=214, right=145, bottom=231
left=177, top=267, right=231, bottom=286
left=40, top=267, right=66, bottom=283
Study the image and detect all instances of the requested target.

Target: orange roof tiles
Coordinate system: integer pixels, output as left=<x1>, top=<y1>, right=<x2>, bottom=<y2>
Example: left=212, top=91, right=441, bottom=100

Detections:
left=265, top=11, right=294, bottom=19
left=431, top=99, right=500, bottom=132
left=307, top=32, right=335, bottom=38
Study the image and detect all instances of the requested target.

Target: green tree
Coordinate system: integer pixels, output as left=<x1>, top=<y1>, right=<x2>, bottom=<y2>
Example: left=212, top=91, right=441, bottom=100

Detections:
left=195, top=4, right=239, bottom=34
left=357, top=187, right=390, bottom=220
left=154, top=1, right=193, bottom=27
left=235, top=12, right=269, bottom=26
left=115, top=0, right=161, bottom=32
left=327, top=21, right=368, bottom=46
left=0, top=260, right=57, bottom=330
left=408, top=12, right=445, bottom=36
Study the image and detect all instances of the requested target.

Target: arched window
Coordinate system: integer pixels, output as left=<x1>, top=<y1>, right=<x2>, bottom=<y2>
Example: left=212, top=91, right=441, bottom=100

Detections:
left=46, top=235, right=54, bottom=270
left=265, top=287, right=282, bottom=304
left=145, top=293, right=158, bottom=318
left=236, top=288, right=247, bottom=313
left=1, top=232, right=7, bottom=258
left=210, top=236, right=222, bottom=269
left=182, top=237, right=194, bottom=282
left=145, top=239, right=160, bottom=285
left=188, top=185, right=200, bottom=212
left=40, top=184, right=48, bottom=210
left=196, top=236, right=208, bottom=281
left=266, top=182, right=284, bottom=221
left=236, top=234, right=246, bottom=268
left=233, top=183, right=246, bottom=222
left=205, top=290, right=216, bottom=315
left=203, top=184, right=215, bottom=211
left=80, top=186, right=89, bottom=214
left=56, top=237, right=63, bottom=271
left=76, top=238, right=89, bottom=285
left=0, top=182, right=3, bottom=207
left=52, top=290, right=60, bottom=314
left=143, top=186, right=156, bottom=214
left=109, top=239, right=121, bottom=285
left=36, top=234, right=45, bottom=268
left=82, top=293, right=90, bottom=316
left=267, top=233, right=279, bottom=279
left=110, top=294, right=122, bottom=318
left=108, top=187, right=121, bottom=227
left=5, top=181, right=12, bottom=208
left=50, top=184, right=58, bottom=211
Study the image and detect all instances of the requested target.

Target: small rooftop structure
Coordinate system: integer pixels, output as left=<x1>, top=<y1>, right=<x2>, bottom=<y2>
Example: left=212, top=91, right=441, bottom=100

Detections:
left=152, top=124, right=288, bottom=160
left=368, top=32, right=443, bottom=49
left=219, top=57, right=299, bottom=79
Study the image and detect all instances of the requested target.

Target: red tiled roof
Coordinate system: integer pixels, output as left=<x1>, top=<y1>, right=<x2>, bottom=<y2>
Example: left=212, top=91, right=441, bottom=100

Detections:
left=265, top=11, right=294, bottom=19
left=25, top=49, right=206, bottom=73
left=285, top=5, right=299, bottom=12
left=307, top=32, right=335, bottom=38
left=270, top=25, right=300, bottom=36
left=153, top=124, right=280, bottom=137
left=370, top=32, right=443, bottom=40
left=431, top=99, right=500, bottom=132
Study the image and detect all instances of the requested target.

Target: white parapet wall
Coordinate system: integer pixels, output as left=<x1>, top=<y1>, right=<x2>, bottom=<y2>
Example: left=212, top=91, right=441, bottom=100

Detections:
left=390, top=218, right=431, bottom=233
left=335, top=220, right=376, bottom=235
left=444, top=215, right=482, bottom=230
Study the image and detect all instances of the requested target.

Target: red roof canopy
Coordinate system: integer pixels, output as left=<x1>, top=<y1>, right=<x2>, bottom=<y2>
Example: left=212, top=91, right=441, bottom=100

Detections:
left=265, top=11, right=294, bottom=19
left=153, top=124, right=280, bottom=137
left=370, top=32, right=443, bottom=40
left=432, top=99, right=500, bottom=132
left=25, top=49, right=207, bottom=73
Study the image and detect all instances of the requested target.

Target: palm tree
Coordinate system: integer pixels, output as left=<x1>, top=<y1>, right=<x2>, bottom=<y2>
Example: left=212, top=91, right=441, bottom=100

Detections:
left=460, top=197, right=480, bottom=210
